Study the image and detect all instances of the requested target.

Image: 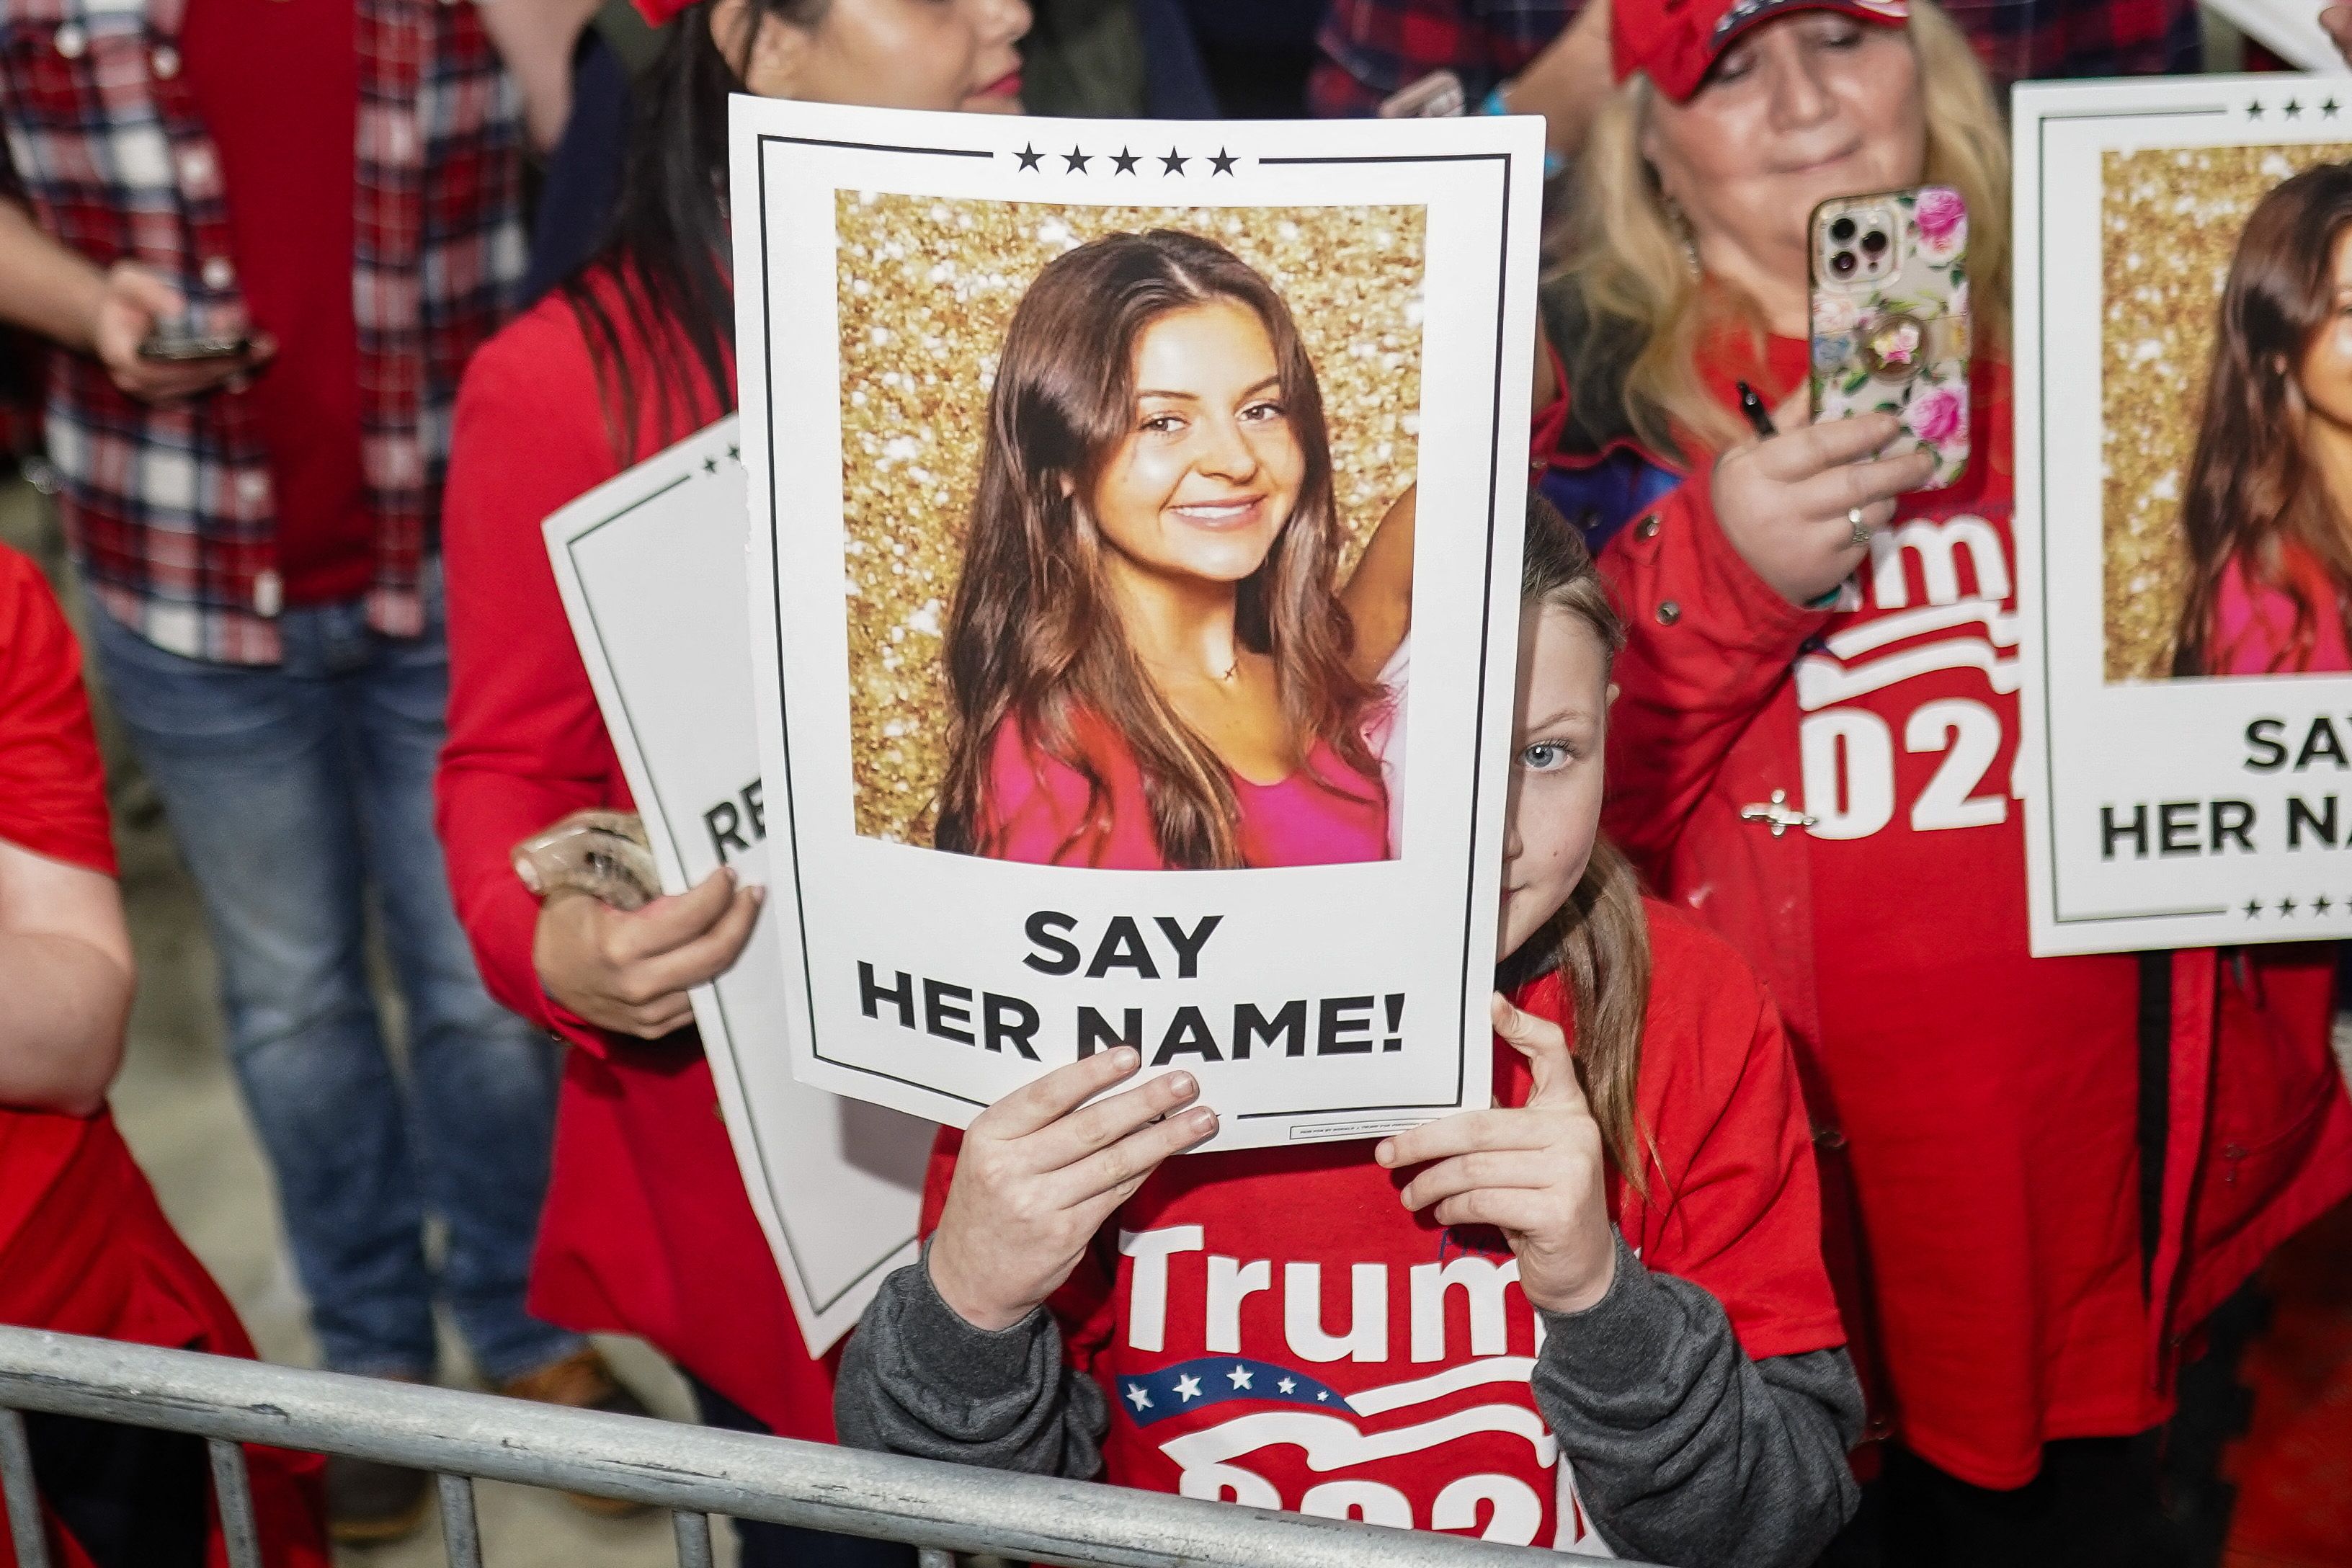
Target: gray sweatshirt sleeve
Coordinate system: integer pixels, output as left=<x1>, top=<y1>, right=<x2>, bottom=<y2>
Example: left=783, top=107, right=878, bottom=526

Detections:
left=837, top=1234, right=1862, bottom=1568
left=834, top=1252, right=1106, bottom=1479
left=1533, top=1231, right=1865, bottom=1568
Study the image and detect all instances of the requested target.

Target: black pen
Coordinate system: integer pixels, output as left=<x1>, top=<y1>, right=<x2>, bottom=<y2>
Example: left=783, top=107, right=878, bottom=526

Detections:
left=1736, top=380, right=1776, bottom=439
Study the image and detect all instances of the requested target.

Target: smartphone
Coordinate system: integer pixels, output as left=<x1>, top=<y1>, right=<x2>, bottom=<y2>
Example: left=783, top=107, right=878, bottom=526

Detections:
left=1378, top=69, right=1466, bottom=119
left=511, top=809, right=661, bottom=912
left=138, top=328, right=253, bottom=362
left=1809, top=186, right=1970, bottom=490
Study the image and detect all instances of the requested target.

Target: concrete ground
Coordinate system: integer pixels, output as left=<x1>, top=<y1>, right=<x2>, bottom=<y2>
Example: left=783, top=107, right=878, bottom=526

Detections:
left=4, top=476, right=719, bottom=1568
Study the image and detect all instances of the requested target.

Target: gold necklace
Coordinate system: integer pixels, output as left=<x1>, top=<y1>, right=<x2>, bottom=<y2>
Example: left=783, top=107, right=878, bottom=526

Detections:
left=1144, top=651, right=1241, bottom=685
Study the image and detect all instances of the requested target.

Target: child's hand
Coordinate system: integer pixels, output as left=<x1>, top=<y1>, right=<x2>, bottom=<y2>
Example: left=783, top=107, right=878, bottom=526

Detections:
left=927, top=1048, right=1218, bottom=1332
left=1375, top=993, right=1617, bottom=1314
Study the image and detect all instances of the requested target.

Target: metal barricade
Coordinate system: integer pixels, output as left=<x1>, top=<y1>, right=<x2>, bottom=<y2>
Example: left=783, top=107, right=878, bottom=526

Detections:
left=0, top=1325, right=1638, bottom=1568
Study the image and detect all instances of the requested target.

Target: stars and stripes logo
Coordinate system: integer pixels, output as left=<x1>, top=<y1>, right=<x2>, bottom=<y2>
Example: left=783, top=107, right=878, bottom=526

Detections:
left=1118, top=1358, right=1349, bottom=1428
left=1117, top=1354, right=1578, bottom=1548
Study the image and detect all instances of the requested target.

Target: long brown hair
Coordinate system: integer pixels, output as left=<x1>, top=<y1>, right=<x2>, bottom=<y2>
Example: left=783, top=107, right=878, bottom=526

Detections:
left=2175, top=164, right=2352, bottom=675
left=934, top=230, right=1381, bottom=867
left=1518, top=496, right=1656, bottom=1196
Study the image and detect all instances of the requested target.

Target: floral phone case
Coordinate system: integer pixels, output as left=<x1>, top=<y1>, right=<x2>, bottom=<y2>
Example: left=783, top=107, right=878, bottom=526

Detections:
left=1809, top=186, right=1970, bottom=490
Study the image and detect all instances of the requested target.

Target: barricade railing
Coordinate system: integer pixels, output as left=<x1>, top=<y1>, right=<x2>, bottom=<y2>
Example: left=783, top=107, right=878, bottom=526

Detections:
left=0, top=1325, right=1644, bottom=1568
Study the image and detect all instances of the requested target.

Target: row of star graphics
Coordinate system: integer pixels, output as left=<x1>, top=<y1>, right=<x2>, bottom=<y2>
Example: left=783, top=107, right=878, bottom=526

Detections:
left=2241, top=893, right=2352, bottom=919
left=2243, top=97, right=2346, bottom=120
left=1012, top=144, right=1241, bottom=177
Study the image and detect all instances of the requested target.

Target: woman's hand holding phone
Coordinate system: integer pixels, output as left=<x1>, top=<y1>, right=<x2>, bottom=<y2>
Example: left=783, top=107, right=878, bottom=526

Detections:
left=1710, top=392, right=1934, bottom=607
left=1376, top=994, right=1616, bottom=1315
left=928, top=1049, right=1219, bottom=1332
left=92, top=262, right=274, bottom=404
left=533, top=866, right=762, bottom=1038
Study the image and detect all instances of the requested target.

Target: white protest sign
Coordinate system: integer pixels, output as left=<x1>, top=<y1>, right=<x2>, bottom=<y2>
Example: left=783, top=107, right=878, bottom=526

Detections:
left=2202, top=0, right=2350, bottom=73
left=730, top=99, right=1544, bottom=1147
left=2016, top=76, right=2352, bottom=953
left=543, top=419, right=927, bottom=1350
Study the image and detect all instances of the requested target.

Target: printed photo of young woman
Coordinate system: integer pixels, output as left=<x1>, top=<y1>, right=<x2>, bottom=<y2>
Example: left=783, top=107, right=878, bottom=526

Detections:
left=2174, top=164, right=2352, bottom=678
left=834, top=200, right=1424, bottom=865
left=2094, top=142, right=2352, bottom=680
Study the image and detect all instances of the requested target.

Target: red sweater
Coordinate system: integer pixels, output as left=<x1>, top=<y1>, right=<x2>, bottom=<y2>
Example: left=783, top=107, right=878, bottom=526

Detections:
left=436, top=281, right=842, bottom=1439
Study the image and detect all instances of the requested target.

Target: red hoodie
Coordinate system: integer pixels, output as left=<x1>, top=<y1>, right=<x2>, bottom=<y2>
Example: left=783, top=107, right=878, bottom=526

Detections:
left=1595, top=334, right=2352, bottom=1488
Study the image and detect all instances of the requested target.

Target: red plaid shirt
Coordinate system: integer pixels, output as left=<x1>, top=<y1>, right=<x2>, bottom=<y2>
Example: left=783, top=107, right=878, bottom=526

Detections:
left=1311, top=0, right=2201, bottom=115
left=0, top=0, right=523, bottom=663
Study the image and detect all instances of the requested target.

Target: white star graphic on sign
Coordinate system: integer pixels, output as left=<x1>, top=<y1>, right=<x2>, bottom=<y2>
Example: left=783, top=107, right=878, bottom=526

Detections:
left=1315, top=1391, right=1329, bottom=1401
left=1226, top=1365, right=1252, bottom=1390
left=1174, top=1374, right=1203, bottom=1402
left=1124, top=1384, right=1152, bottom=1411
left=1277, top=1377, right=1296, bottom=1394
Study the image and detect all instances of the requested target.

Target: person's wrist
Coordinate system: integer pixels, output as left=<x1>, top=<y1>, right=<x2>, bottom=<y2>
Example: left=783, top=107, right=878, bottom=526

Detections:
left=1474, top=80, right=1567, bottom=179
left=65, top=268, right=115, bottom=359
left=530, top=894, right=595, bottom=1005
left=925, top=1231, right=1033, bottom=1332
left=1522, top=1232, right=1617, bottom=1314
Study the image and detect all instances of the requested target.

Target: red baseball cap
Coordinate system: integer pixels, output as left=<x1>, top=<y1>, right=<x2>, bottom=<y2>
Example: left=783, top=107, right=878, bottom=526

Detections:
left=1613, top=0, right=1910, bottom=101
left=630, top=0, right=695, bottom=25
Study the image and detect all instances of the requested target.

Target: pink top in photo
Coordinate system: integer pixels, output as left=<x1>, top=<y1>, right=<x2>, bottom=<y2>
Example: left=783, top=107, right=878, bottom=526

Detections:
left=2208, top=543, right=2352, bottom=676
left=979, top=711, right=1391, bottom=869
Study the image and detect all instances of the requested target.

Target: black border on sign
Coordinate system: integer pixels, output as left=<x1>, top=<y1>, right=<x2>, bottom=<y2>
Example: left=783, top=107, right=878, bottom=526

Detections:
left=562, top=459, right=918, bottom=1317
left=753, top=133, right=1517, bottom=1123
left=2028, top=96, right=2249, bottom=930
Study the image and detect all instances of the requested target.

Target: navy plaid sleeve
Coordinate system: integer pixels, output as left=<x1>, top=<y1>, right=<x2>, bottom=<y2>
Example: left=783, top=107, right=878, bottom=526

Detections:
left=1943, top=0, right=2201, bottom=92
left=1311, top=0, right=1580, bottom=117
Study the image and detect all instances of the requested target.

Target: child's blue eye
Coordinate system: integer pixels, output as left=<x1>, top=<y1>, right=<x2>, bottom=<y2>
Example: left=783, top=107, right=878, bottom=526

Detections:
left=1519, top=742, right=1572, bottom=772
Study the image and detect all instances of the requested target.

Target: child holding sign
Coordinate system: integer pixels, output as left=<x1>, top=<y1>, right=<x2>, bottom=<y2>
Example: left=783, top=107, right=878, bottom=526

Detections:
left=836, top=499, right=1864, bottom=1566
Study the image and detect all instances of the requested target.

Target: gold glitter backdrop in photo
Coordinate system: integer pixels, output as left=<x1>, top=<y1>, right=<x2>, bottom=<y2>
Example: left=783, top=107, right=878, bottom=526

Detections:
left=835, top=195, right=1427, bottom=842
left=2101, top=143, right=2352, bottom=682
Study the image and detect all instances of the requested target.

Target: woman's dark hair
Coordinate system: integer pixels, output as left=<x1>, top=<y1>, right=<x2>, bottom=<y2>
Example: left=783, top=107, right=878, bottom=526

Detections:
left=1516, top=493, right=1656, bottom=1198
left=932, top=229, right=1381, bottom=868
left=562, top=1, right=824, bottom=460
left=2175, top=164, right=2352, bottom=675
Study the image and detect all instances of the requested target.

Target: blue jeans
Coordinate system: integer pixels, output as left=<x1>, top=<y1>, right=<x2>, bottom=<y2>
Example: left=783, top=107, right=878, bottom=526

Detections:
left=86, top=583, right=580, bottom=1384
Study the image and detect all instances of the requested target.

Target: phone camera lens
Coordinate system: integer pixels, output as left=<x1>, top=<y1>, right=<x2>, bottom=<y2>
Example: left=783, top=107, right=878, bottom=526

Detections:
left=1861, top=230, right=1889, bottom=255
left=1829, top=217, right=1856, bottom=242
left=1830, top=251, right=1856, bottom=276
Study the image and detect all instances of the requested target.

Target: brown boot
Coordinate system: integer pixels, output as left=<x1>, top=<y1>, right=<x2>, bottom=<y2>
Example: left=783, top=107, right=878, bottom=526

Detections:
left=327, top=1372, right=433, bottom=1544
left=326, top=1454, right=432, bottom=1545
left=499, top=1348, right=653, bottom=1517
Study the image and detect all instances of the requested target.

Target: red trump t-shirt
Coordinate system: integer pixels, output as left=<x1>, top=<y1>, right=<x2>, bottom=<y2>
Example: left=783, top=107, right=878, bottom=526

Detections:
left=924, top=901, right=1843, bottom=1549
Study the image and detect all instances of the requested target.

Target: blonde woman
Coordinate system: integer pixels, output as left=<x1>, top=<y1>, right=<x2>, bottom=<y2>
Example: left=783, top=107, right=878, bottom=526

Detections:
left=1554, top=0, right=2352, bottom=1561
